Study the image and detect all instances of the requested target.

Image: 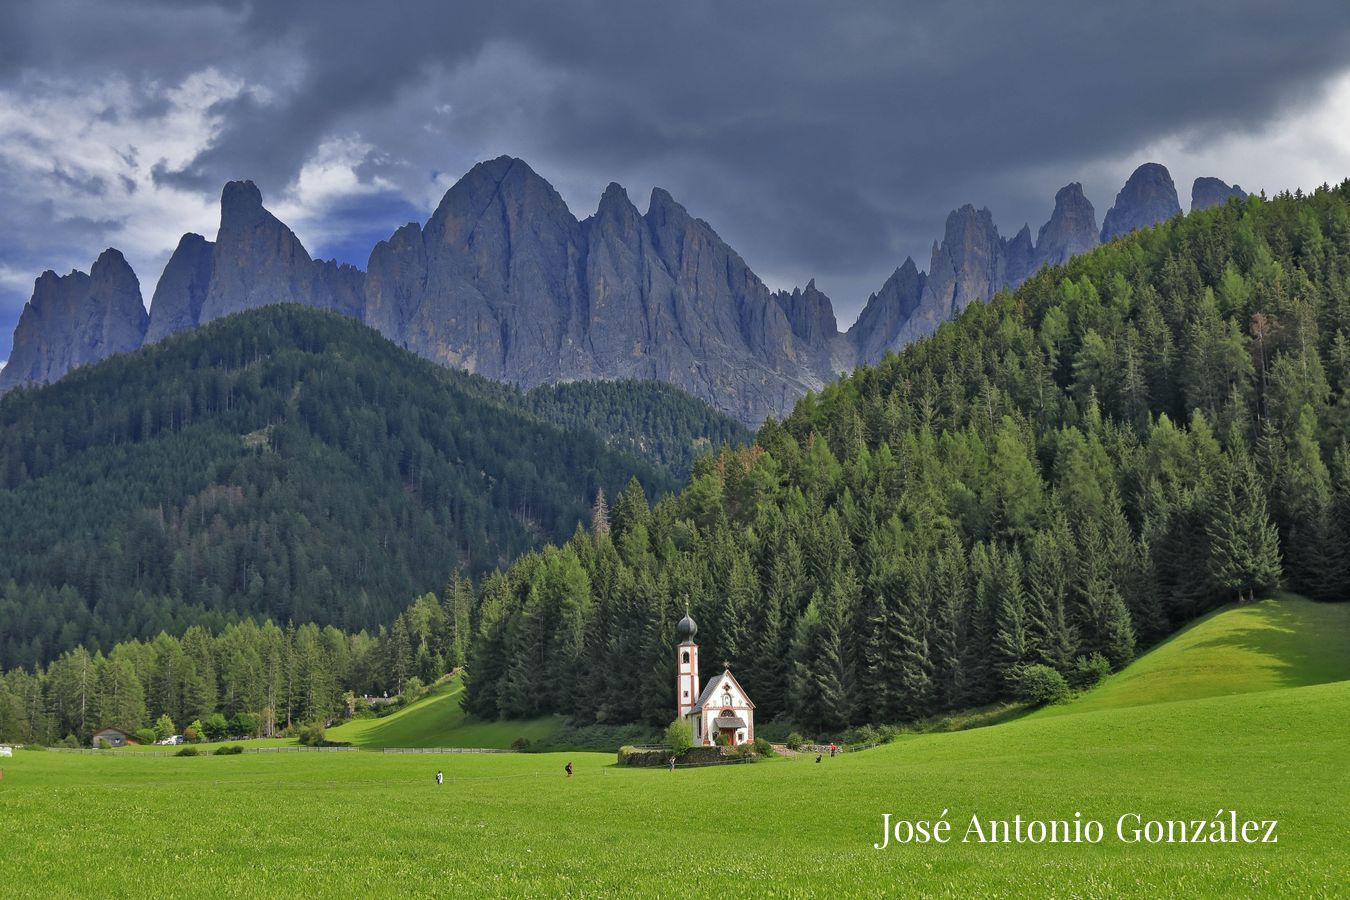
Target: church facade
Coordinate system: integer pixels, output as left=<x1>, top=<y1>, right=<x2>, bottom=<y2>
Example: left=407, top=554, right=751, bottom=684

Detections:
left=676, top=612, right=755, bottom=747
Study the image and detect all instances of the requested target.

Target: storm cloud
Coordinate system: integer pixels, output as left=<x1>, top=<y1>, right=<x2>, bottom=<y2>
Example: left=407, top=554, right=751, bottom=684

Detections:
left=3, top=0, right=1350, bottom=361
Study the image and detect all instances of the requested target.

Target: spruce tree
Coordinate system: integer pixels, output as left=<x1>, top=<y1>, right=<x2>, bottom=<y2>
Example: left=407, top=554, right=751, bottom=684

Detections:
left=611, top=477, right=650, bottom=542
left=961, top=544, right=995, bottom=706
left=1282, top=406, right=1334, bottom=597
left=788, top=590, right=850, bottom=734
left=989, top=547, right=1030, bottom=688
left=928, top=538, right=967, bottom=710
left=856, top=554, right=895, bottom=723
left=1205, top=444, right=1283, bottom=603
left=1072, top=518, right=1137, bottom=668
left=888, top=557, right=933, bottom=720
left=1024, top=518, right=1076, bottom=671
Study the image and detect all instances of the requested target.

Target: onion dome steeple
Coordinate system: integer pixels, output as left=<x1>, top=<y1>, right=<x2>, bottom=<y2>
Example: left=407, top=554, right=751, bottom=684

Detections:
left=677, top=611, right=698, bottom=642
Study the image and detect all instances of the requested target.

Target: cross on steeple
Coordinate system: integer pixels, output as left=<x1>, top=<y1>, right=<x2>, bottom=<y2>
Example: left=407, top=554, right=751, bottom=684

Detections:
left=722, top=660, right=731, bottom=670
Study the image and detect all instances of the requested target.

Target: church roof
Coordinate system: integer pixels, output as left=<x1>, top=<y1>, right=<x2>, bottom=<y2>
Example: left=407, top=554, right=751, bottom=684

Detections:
left=689, top=668, right=755, bottom=713
left=713, top=716, right=747, bottom=729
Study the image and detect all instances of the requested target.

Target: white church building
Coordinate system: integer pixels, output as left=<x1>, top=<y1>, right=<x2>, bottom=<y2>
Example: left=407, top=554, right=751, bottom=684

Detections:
left=676, top=612, right=755, bottom=747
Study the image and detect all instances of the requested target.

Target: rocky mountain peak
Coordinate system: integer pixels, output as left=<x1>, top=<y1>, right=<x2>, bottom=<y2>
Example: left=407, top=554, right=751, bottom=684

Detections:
left=1191, top=177, right=1248, bottom=211
left=1036, top=181, right=1099, bottom=267
left=593, top=182, right=642, bottom=230
left=220, top=180, right=267, bottom=227
left=145, top=233, right=215, bottom=343
left=848, top=256, right=927, bottom=366
left=1100, top=163, right=1181, bottom=242
left=2, top=154, right=1247, bottom=423
left=931, top=204, right=1005, bottom=310
left=1004, top=223, right=1036, bottom=286
left=773, top=278, right=838, bottom=348
left=0, top=248, right=147, bottom=391
left=363, top=222, right=426, bottom=346
left=646, top=187, right=692, bottom=228
left=428, top=155, right=578, bottom=250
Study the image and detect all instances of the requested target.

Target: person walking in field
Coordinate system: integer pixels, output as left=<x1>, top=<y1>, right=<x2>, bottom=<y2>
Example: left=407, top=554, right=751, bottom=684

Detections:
left=669, top=756, right=676, bottom=772
left=565, top=761, right=573, bottom=778
left=829, top=743, right=837, bottom=758
left=436, top=770, right=443, bottom=785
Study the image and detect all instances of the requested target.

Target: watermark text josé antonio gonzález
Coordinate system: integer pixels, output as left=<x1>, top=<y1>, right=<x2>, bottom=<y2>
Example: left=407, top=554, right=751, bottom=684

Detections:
left=873, top=810, right=1279, bottom=848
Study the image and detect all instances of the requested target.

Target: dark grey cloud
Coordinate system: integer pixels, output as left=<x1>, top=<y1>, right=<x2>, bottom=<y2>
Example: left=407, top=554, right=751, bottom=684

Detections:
left=4, top=0, right=1350, bottom=363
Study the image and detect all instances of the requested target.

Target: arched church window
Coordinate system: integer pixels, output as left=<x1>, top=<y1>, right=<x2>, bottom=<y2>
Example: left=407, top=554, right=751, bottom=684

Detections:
left=722, top=692, right=732, bottom=707
left=682, top=651, right=690, bottom=664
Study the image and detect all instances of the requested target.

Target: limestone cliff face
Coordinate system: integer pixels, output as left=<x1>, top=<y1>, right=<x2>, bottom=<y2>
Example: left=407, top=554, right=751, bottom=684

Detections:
left=4, top=156, right=1242, bottom=421
left=194, top=181, right=358, bottom=326
left=364, top=157, right=828, bottom=424
left=851, top=167, right=1190, bottom=361
left=1100, top=163, right=1182, bottom=242
left=876, top=205, right=1008, bottom=350
left=847, top=258, right=925, bottom=367
left=1003, top=225, right=1036, bottom=289
left=1191, top=177, right=1248, bottom=211
left=0, top=249, right=147, bottom=391
left=774, top=279, right=855, bottom=375
left=146, top=181, right=365, bottom=342
left=363, top=221, right=427, bottom=345
left=1035, top=182, right=1099, bottom=268
left=850, top=207, right=1014, bottom=361
left=145, top=233, right=214, bottom=343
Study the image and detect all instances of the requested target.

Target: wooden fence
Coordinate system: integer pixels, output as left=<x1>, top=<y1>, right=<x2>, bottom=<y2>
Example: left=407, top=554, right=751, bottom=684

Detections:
left=381, top=747, right=516, bottom=754
left=43, top=745, right=360, bottom=756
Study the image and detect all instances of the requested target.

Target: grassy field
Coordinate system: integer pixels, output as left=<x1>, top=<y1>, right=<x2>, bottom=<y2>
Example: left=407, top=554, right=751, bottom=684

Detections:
left=3, top=685, right=1346, bottom=894
left=116, top=677, right=560, bottom=754
left=1037, top=595, right=1350, bottom=719
left=324, top=678, right=562, bottom=749
left=5, top=596, right=1345, bottom=896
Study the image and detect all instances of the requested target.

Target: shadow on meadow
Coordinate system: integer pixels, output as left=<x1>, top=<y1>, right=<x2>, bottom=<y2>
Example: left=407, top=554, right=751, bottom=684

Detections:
left=1181, top=595, right=1350, bottom=689
left=1031, top=594, right=1350, bottom=720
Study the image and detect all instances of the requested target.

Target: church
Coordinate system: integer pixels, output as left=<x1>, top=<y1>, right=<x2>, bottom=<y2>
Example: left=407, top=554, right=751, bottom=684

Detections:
left=675, top=612, right=755, bottom=747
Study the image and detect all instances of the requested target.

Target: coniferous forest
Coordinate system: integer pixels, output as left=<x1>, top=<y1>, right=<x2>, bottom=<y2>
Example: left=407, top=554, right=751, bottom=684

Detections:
left=461, top=182, right=1350, bottom=731
left=5, top=183, right=1350, bottom=744
left=0, top=306, right=716, bottom=670
left=526, top=380, right=753, bottom=481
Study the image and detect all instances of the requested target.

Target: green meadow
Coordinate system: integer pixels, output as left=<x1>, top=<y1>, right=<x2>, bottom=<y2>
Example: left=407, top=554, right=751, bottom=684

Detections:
left=325, top=679, right=562, bottom=749
left=3, top=597, right=1347, bottom=897
left=118, top=677, right=562, bottom=754
left=1034, top=595, right=1350, bottom=718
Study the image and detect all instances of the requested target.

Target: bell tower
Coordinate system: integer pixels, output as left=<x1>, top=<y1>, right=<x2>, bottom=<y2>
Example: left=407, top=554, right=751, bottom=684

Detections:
left=676, top=611, right=700, bottom=719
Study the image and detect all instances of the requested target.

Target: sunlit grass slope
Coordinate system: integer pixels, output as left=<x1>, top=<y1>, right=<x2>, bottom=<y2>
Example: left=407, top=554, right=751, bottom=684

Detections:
left=3, top=679, right=1345, bottom=895
left=325, top=676, right=561, bottom=749
left=1037, top=595, right=1350, bottom=719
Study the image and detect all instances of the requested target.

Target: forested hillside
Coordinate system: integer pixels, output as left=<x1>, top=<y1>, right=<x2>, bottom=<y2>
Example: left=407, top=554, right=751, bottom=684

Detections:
left=0, top=585, right=473, bottom=744
left=0, top=306, right=676, bottom=669
left=463, top=182, right=1350, bottom=731
left=527, top=380, right=752, bottom=480
left=7, top=184, right=1350, bottom=747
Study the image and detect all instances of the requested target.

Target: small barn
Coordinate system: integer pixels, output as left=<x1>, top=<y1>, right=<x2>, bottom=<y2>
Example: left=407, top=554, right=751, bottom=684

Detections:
left=91, top=727, right=138, bottom=748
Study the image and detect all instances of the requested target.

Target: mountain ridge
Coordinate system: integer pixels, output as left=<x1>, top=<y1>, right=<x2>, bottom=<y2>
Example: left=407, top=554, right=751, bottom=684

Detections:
left=2, top=159, right=1246, bottom=422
